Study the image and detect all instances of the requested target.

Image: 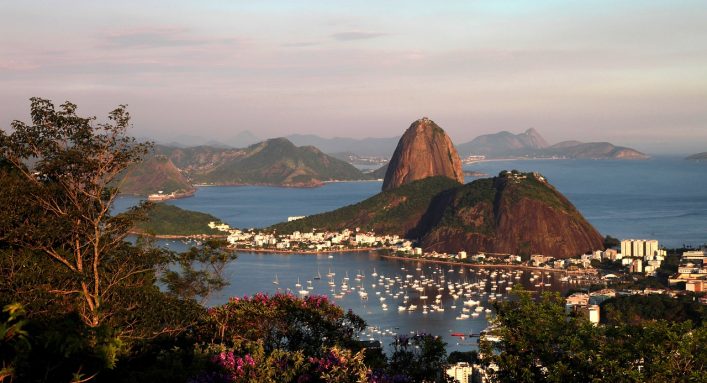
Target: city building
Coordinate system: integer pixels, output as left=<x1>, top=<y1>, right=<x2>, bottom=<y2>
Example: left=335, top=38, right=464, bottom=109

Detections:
left=446, top=362, right=473, bottom=383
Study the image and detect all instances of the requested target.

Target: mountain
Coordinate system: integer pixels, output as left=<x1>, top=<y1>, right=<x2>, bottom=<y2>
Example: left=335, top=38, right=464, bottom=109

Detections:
left=686, top=152, right=707, bottom=161
left=271, top=171, right=603, bottom=259
left=546, top=142, right=648, bottom=160
left=382, top=118, right=464, bottom=191
left=456, top=128, right=548, bottom=157
left=119, top=155, right=194, bottom=196
left=162, top=138, right=368, bottom=187
left=457, top=129, right=648, bottom=160
left=416, top=171, right=604, bottom=259
left=270, top=176, right=462, bottom=235
left=286, top=134, right=400, bottom=157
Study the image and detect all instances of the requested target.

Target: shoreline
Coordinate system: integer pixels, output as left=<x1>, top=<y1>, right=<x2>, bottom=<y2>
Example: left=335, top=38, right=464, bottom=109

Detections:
left=380, top=254, right=597, bottom=274
left=229, top=247, right=382, bottom=255
left=129, top=231, right=227, bottom=239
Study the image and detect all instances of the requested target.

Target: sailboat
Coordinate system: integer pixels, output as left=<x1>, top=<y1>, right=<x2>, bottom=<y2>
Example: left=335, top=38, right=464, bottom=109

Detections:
left=314, top=268, right=322, bottom=280
left=273, top=274, right=279, bottom=285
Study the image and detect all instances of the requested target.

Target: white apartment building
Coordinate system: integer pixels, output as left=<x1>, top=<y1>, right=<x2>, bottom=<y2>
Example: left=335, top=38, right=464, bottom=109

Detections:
left=446, top=362, right=473, bottom=383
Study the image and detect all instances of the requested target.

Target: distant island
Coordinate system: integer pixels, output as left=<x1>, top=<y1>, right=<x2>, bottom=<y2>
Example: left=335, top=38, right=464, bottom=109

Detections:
left=456, top=128, right=649, bottom=160
left=686, top=152, right=707, bottom=161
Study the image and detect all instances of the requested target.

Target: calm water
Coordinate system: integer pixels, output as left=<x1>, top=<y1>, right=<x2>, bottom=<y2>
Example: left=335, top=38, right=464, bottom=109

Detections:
left=117, top=158, right=707, bottom=352
left=117, top=157, right=707, bottom=247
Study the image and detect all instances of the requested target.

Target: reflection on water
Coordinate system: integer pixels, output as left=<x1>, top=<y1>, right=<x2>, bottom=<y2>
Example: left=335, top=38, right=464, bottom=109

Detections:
left=191, top=248, right=571, bottom=353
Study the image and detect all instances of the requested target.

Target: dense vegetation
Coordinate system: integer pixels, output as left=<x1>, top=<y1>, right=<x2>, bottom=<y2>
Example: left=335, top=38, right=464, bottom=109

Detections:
left=481, top=289, right=707, bottom=382
left=270, top=176, right=462, bottom=235
left=601, top=294, right=706, bottom=327
left=0, top=99, right=452, bottom=383
left=134, top=204, right=223, bottom=236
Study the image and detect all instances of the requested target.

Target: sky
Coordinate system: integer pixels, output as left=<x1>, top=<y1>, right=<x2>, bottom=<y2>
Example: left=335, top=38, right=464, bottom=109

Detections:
left=1, top=0, right=706, bottom=154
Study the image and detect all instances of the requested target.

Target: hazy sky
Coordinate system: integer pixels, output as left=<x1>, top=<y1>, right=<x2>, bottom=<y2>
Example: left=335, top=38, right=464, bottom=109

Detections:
left=1, top=1, right=706, bottom=154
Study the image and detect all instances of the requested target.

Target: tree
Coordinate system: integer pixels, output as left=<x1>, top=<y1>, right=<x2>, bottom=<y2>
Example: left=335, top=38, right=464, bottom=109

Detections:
left=0, top=97, right=152, bottom=329
left=388, top=333, right=449, bottom=382
left=161, top=239, right=238, bottom=305
left=481, top=288, right=707, bottom=383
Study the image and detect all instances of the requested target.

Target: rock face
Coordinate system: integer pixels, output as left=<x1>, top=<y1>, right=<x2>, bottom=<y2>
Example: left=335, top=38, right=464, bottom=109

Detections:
left=416, top=171, right=604, bottom=259
left=382, top=118, right=463, bottom=191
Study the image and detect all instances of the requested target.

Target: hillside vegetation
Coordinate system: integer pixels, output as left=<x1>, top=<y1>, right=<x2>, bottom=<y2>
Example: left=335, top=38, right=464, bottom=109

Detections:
left=270, top=176, right=462, bottom=235
left=133, top=204, right=224, bottom=236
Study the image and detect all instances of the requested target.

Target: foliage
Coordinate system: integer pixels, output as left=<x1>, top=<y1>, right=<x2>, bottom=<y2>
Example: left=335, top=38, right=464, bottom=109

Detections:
left=0, top=304, right=29, bottom=382
left=603, top=235, right=620, bottom=249
left=161, top=239, right=238, bottom=304
left=204, top=293, right=366, bottom=356
left=481, top=288, right=707, bottom=383
left=601, top=294, right=706, bottom=327
left=135, top=204, right=223, bottom=236
left=0, top=97, right=152, bottom=329
left=447, top=351, right=478, bottom=365
left=387, top=333, right=448, bottom=383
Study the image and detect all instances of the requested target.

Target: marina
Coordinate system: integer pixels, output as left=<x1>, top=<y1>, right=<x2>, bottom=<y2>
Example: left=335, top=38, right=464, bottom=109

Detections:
left=204, top=249, right=573, bottom=352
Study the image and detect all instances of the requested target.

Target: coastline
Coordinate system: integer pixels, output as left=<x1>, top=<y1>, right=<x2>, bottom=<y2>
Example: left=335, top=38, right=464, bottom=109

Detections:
left=229, top=247, right=382, bottom=255
left=128, top=231, right=227, bottom=239
left=379, top=254, right=597, bottom=274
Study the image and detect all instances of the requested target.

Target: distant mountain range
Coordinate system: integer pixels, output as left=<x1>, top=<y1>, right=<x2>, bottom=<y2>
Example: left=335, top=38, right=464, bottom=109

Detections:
left=686, top=152, right=707, bottom=161
left=456, top=128, right=648, bottom=160
left=286, top=134, right=400, bottom=157
left=284, top=129, right=647, bottom=160
left=120, top=138, right=371, bottom=196
left=156, top=128, right=646, bottom=160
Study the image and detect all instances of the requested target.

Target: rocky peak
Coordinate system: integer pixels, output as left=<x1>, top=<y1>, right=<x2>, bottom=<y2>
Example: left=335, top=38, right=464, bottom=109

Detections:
left=382, top=118, right=464, bottom=191
left=519, top=128, right=549, bottom=149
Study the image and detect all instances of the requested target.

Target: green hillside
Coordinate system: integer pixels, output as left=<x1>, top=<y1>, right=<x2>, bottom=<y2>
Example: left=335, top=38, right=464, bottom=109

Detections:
left=133, top=204, right=224, bottom=236
left=270, top=176, right=462, bottom=235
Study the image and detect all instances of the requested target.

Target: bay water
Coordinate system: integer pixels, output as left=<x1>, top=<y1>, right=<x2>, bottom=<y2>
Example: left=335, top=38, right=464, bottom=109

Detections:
left=116, top=157, right=707, bottom=352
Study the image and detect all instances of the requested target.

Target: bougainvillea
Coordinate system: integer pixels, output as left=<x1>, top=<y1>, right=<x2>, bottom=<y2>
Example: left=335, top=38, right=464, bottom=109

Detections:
left=206, top=293, right=366, bottom=356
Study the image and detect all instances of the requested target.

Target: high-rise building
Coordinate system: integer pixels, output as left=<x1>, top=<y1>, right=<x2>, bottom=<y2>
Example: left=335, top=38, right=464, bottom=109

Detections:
left=446, top=363, right=473, bottom=383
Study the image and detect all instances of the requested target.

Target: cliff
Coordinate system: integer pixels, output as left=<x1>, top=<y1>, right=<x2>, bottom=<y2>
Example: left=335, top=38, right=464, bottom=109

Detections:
left=382, top=118, right=463, bottom=191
